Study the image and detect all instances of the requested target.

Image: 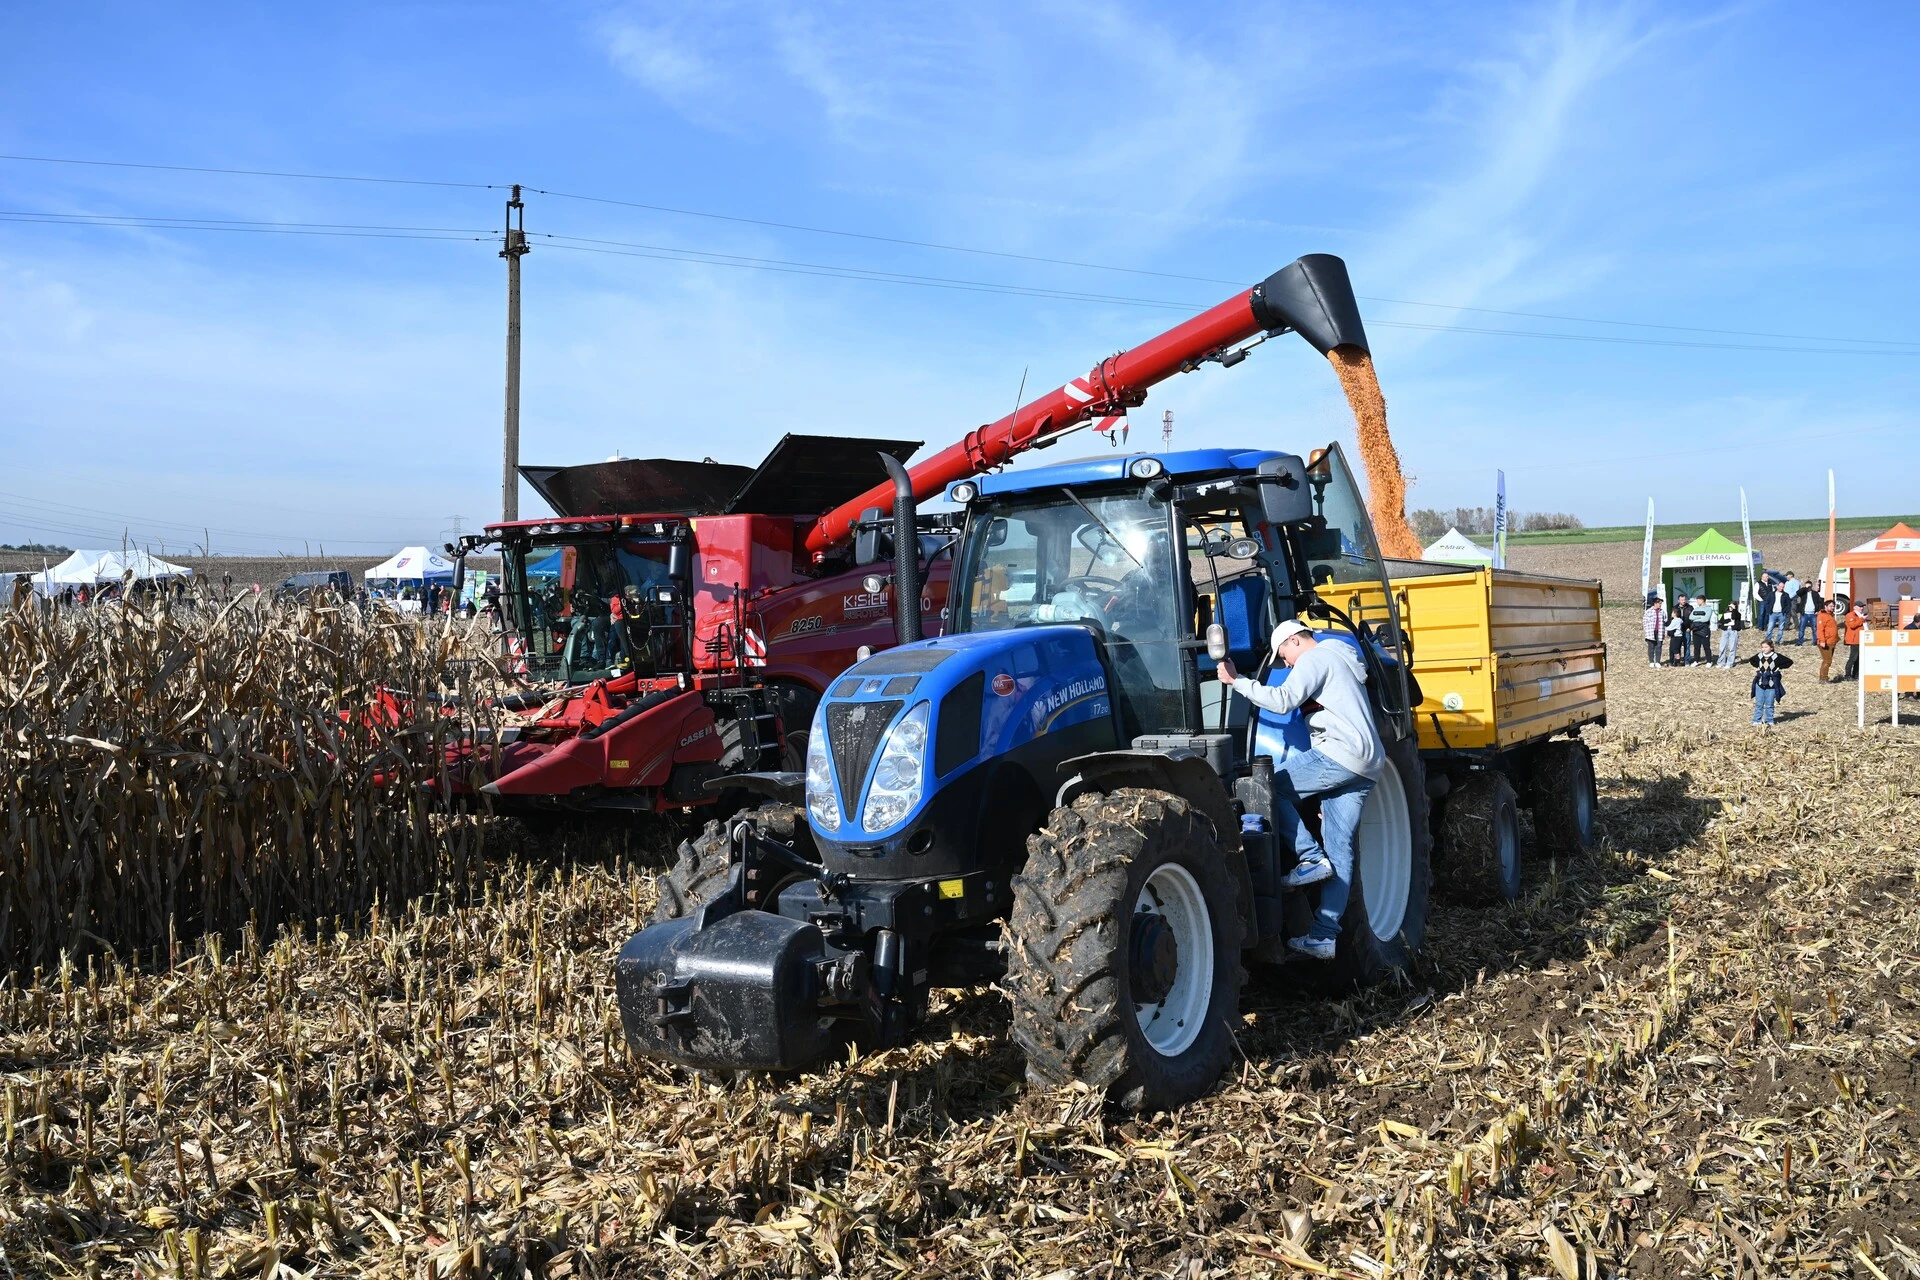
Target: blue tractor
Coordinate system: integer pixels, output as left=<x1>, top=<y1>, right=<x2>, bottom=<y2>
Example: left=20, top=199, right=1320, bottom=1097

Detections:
left=615, top=265, right=1433, bottom=1111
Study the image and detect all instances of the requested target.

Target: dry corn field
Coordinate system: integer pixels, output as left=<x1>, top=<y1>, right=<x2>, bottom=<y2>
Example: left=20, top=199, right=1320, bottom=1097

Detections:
left=0, top=594, right=504, bottom=972
left=3, top=569, right=1919, bottom=1277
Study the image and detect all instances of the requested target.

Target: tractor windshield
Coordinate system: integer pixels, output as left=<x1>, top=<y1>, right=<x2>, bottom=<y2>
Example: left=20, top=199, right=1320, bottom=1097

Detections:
left=502, top=535, right=679, bottom=684
left=952, top=487, right=1187, bottom=734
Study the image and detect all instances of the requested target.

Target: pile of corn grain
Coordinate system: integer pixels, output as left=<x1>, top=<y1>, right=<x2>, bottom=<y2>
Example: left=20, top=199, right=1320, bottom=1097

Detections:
left=0, top=593, right=501, bottom=973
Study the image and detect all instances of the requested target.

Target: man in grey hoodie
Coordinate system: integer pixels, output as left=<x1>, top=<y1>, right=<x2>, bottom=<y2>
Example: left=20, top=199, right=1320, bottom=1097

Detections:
left=1217, top=619, right=1385, bottom=961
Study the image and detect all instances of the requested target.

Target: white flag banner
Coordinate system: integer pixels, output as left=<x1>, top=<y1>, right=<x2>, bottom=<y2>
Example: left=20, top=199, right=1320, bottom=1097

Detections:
left=1493, top=470, right=1508, bottom=570
left=1641, top=498, right=1655, bottom=600
left=1739, top=488, right=1755, bottom=603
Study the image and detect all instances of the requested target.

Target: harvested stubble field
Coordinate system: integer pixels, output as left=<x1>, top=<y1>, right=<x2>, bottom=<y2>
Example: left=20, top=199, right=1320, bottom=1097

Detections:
left=3, top=543, right=1918, bottom=1278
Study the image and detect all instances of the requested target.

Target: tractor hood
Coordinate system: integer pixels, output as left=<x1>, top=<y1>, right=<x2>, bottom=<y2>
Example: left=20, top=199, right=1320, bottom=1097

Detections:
left=807, top=627, right=1118, bottom=869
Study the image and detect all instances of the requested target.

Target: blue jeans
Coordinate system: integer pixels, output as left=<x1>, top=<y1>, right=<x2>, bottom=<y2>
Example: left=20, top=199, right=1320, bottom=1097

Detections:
left=1718, top=631, right=1739, bottom=666
left=1272, top=748, right=1376, bottom=942
left=1679, top=630, right=1694, bottom=663
left=1752, top=687, right=1777, bottom=724
left=1795, top=612, right=1815, bottom=643
left=1764, top=612, right=1787, bottom=643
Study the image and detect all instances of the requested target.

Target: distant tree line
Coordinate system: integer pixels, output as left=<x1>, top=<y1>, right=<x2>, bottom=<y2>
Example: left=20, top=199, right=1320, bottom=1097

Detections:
left=0, top=543, right=72, bottom=554
left=1408, top=509, right=1583, bottom=540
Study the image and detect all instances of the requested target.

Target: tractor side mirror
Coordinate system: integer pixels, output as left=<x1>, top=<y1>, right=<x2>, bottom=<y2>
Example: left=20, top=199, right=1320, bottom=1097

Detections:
left=1255, top=454, right=1312, bottom=526
left=853, top=507, right=885, bottom=565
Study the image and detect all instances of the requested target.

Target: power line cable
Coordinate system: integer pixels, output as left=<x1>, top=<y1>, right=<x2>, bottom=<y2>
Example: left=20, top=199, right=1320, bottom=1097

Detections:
left=0, top=153, right=495, bottom=190
left=0, top=490, right=412, bottom=547
left=540, top=238, right=1920, bottom=356
left=9, top=152, right=1915, bottom=348
left=0, top=211, right=490, bottom=242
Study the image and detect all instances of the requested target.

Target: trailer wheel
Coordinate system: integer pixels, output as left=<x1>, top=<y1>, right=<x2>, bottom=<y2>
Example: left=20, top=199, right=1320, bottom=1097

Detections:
left=651, top=803, right=810, bottom=924
left=1325, top=724, right=1432, bottom=987
left=1006, top=788, right=1245, bottom=1112
left=1528, top=740, right=1596, bottom=852
left=1439, top=771, right=1521, bottom=904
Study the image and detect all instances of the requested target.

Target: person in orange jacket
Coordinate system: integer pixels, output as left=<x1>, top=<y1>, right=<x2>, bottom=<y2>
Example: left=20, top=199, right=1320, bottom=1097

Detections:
left=1816, top=603, right=1840, bottom=681
left=1843, top=600, right=1867, bottom=680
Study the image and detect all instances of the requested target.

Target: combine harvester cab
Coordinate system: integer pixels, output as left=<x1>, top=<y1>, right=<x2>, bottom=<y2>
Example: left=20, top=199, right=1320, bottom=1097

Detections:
left=453, top=434, right=956, bottom=823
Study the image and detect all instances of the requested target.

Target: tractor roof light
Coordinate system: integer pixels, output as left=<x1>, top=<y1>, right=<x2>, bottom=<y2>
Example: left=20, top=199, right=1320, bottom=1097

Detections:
left=1129, top=457, right=1165, bottom=480
left=949, top=481, right=978, bottom=504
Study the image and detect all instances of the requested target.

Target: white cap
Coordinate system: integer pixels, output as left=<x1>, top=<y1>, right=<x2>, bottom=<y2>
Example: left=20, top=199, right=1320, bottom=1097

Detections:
left=1270, top=619, right=1313, bottom=652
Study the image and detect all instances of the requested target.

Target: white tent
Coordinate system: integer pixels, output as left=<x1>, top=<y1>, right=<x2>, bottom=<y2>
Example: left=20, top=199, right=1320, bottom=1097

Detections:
left=364, top=547, right=455, bottom=583
left=1422, top=528, right=1494, bottom=566
left=31, top=549, right=194, bottom=594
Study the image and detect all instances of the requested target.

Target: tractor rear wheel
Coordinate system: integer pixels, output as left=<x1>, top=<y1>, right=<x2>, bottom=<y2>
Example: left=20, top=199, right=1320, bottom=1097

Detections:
left=1006, top=788, right=1244, bottom=1112
left=1439, top=771, right=1522, bottom=904
left=651, top=802, right=810, bottom=924
left=1528, top=739, right=1597, bottom=852
left=1324, top=725, right=1432, bottom=988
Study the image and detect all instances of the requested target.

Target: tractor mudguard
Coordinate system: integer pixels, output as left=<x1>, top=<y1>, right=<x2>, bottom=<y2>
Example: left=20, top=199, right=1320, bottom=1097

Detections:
left=706, top=771, right=806, bottom=807
left=613, top=909, right=846, bottom=1072
left=1056, top=749, right=1241, bottom=853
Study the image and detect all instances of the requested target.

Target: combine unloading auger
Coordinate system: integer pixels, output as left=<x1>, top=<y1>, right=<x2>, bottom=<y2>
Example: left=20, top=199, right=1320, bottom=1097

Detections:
left=805, top=253, right=1380, bottom=557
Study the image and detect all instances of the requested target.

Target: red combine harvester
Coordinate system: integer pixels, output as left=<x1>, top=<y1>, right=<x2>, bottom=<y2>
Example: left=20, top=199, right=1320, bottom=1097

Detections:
left=452, top=435, right=955, bottom=822
left=459, top=254, right=1357, bottom=824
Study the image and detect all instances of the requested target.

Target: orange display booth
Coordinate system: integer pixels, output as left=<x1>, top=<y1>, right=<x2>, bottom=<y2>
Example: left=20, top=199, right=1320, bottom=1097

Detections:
left=1836, top=522, right=1920, bottom=627
left=1857, top=629, right=1920, bottom=727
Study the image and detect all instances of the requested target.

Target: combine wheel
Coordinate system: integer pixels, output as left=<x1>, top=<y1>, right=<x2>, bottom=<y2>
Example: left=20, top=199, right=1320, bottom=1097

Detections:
left=1528, top=739, right=1597, bottom=852
left=1005, top=788, right=1244, bottom=1112
left=1324, top=726, right=1432, bottom=988
left=651, top=803, right=810, bottom=924
left=1439, top=771, right=1521, bottom=904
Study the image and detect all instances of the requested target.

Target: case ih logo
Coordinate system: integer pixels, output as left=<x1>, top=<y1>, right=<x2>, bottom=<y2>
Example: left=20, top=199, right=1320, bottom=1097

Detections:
left=678, top=725, right=712, bottom=748
left=991, top=673, right=1016, bottom=696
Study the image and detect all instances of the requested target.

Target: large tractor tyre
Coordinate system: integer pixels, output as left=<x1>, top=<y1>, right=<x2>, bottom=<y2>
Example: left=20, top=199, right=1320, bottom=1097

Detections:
left=1006, top=788, right=1246, bottom=1113
left=1528, top=739, right=1597, bottom=853
left=1438, top=771, right=1522, bottom=905
left=651, top=802, right=810, bottom=924
left=1324, top=724, right=1433, bottom=989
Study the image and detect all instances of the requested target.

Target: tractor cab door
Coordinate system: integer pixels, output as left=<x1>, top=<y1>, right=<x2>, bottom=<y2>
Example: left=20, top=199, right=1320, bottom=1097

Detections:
left=1295, top=443, right=1416, bottom=736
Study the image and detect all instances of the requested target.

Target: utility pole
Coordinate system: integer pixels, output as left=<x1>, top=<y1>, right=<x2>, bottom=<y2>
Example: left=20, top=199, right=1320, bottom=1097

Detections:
left=500, top=185, right=530, bottom=523
left=1161, top=409, right=1174, bottom=450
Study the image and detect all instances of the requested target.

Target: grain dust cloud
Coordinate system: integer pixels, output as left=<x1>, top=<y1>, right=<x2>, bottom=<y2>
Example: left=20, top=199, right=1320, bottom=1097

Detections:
left=1328, top=345, right=1423, bottom=560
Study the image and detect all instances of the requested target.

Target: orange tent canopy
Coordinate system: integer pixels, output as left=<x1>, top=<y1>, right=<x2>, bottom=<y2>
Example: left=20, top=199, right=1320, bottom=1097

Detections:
left=1836, top=522, right=1920, bottom=571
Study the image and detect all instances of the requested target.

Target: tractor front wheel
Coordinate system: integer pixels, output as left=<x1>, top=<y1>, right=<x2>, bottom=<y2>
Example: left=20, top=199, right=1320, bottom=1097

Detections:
left=1006, top=788, right=1245, bottom=1112
left=651, top=802, right=811, bottom=924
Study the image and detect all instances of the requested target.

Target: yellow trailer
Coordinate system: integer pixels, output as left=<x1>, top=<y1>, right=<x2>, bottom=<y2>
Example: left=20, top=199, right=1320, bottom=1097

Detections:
left=1332, top=561, right=1607, bottom=903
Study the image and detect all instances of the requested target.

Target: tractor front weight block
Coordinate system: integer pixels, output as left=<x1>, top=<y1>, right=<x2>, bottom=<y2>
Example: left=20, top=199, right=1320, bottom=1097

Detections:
left=614, top=906, right=866, bottom=1072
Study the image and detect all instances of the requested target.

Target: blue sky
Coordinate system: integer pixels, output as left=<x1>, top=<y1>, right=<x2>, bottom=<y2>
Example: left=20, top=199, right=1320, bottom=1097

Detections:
left=2, top=2, right=1916, bottom=555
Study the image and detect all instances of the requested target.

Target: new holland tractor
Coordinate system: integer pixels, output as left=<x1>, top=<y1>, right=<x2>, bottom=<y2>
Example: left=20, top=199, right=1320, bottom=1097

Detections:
left=614, top=254, right=1439, bottom=1111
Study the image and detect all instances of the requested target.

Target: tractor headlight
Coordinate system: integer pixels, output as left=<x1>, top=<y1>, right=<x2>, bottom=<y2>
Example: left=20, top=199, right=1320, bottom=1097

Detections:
left=861, top=702, right=929, bottom=833
left=805, top=713, right=840, bottom=832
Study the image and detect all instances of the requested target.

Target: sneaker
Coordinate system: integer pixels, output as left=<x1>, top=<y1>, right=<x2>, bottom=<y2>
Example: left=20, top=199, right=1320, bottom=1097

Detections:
left=1281, top=857, right=1333, bottom=889
left=1288, top=935, right=1337, bottom=961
